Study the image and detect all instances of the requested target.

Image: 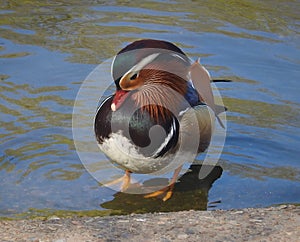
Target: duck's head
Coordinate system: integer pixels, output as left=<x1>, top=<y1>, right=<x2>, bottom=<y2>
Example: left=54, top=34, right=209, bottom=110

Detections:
left=110, top=39, right=192, bottom=114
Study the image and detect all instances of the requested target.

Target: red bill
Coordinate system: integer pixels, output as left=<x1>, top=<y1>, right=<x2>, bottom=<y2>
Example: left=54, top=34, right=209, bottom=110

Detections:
left=111, top=90, right=130, bottom=111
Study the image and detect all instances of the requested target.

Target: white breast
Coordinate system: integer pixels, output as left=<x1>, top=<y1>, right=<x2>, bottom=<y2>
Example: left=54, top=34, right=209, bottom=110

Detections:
left=98, top=131, right=170, bottom=174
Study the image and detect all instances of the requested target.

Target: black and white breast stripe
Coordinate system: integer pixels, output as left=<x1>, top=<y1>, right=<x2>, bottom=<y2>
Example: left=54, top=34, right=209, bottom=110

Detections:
left=94, top=94, right=180, bottom=159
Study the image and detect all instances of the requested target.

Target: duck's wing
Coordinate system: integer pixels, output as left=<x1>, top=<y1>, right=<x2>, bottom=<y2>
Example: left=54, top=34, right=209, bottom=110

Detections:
left=189, top=59, right=215, bottom=113
left=179, top=104, right=215, bottom=153
left=189, top=59, right=227, bottom=128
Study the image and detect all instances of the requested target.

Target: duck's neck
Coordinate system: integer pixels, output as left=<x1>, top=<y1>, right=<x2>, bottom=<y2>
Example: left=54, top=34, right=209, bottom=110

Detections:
left=131, top=74, right=188, bottom=121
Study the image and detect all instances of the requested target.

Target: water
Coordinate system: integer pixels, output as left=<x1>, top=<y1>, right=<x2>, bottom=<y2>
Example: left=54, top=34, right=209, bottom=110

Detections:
left=0, top=1, right=299, bottom=218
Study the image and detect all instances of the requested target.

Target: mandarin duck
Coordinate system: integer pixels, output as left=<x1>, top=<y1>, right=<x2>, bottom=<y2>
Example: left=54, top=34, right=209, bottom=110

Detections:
left=94, top=39, right=226, bottom=201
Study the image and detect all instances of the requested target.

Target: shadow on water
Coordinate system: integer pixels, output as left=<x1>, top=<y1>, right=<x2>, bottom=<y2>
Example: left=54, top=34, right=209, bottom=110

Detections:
left=101, top=165, right=223, bottom=214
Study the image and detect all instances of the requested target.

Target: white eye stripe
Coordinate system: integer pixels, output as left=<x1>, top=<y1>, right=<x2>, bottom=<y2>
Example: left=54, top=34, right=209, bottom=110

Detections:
left=121, top=52, right=190, bottom=80
left=127, top=53, right=161, bottom=74
left=170, top=53, right=189, bottom=63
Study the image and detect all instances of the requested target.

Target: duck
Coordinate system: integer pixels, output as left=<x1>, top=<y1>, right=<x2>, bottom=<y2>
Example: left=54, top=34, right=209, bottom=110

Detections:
left=94, top=39, right=226, bottom=201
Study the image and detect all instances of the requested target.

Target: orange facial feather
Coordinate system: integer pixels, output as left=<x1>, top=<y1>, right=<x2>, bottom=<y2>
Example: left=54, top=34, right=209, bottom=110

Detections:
left=131, top=69, right=188, bottom=122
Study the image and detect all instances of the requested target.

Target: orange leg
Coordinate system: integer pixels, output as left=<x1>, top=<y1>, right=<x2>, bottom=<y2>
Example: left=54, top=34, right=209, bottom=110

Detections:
left=103, top=170, right=131, bottom=192
left=121, top=170, right=131, bottom=192
left=144, top=166, right=182, bottom=201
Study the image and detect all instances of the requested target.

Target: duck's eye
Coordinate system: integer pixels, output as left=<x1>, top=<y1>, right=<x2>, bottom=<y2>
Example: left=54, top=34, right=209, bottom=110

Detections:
left=130, top=73, right=138, bottom=80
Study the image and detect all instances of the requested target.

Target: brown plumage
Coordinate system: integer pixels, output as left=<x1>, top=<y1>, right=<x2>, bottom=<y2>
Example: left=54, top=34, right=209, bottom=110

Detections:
left=118, top=52, right=190, bottom=122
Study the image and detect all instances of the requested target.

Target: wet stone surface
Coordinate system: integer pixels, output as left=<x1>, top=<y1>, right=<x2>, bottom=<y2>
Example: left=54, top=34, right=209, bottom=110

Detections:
left=0, top=205, right=299, bottom=242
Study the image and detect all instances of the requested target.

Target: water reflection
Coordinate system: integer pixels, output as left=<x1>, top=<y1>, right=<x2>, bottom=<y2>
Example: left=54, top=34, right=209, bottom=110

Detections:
left=1, top=1, right=298, bottom=64
left=0, top=55, right=80, bottom=182
left=225, top=97, right=300, bottom=128
left=222, top=161, right=300, bottom=182
left=101, top=165, right=223, bottom=213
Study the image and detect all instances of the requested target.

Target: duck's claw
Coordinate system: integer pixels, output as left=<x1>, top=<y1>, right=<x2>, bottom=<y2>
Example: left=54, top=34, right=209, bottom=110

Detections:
left=121, top=170, right=131, bottom=192
left=144, top=165, right=182, bottom=201
left=102, top=170, right=131, bottom=192
left=144, top=186, right=169, bottom=198
left=144, top=184, right=174, bottom=201
left=162, top=190, right=173, bottom=202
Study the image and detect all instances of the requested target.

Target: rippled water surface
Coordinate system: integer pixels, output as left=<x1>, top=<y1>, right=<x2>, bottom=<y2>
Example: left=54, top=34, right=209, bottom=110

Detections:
left=1, top=1, right=299, bottom=218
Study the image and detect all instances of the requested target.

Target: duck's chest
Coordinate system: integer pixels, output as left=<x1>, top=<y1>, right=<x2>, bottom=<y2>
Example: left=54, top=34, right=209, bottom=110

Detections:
left=94, top=96, right=181, bottom=173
